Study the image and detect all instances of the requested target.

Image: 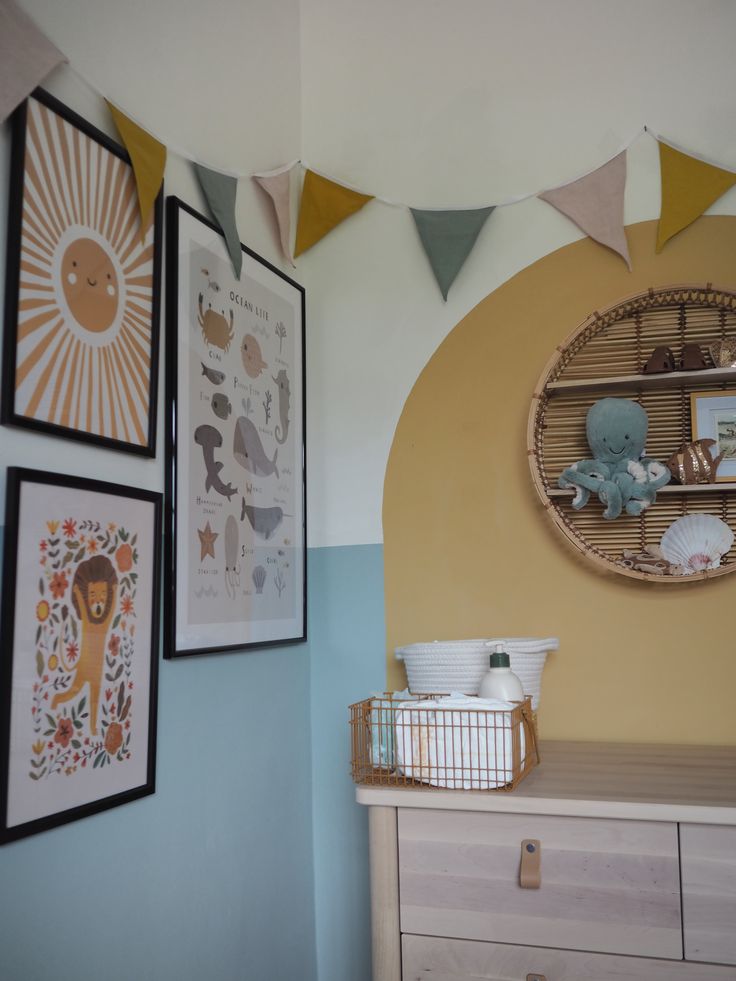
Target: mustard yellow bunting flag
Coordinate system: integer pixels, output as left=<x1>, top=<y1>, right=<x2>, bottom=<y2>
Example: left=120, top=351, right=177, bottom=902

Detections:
left=657, top=142, right=736, bottom=252
left=294, top=170, right=373, bottom=257
left=106, top=101, right=166, bottom=230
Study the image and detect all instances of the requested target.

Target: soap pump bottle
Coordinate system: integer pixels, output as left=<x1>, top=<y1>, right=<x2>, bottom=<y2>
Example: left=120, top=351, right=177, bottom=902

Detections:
left=477, top=644, right=524, bottom=702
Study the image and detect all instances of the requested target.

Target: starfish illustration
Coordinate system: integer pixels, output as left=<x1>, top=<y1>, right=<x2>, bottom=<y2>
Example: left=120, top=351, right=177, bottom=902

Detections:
left=198, top=521, right=218, bottom=561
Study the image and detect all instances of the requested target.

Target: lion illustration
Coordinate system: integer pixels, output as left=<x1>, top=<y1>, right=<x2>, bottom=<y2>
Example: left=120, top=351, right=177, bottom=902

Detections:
left=52, top=555, right=118, bottom=734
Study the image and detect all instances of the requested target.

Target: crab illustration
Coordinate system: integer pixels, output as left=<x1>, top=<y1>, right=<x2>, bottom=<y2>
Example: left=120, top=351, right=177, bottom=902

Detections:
left=198, top=293, right=234, bottom=351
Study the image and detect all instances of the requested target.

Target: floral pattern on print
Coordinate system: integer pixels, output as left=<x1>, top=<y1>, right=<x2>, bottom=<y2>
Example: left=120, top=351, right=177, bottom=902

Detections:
left=29, top=519, right=139, bottom=781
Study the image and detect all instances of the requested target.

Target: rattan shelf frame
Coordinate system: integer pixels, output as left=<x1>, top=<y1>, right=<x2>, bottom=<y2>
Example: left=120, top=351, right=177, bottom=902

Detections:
left=527, top=284, right=736, bottom=583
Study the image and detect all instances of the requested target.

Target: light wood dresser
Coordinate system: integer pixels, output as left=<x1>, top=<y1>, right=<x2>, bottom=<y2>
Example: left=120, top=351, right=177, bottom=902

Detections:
left=356, top=741, right=736, bottom=981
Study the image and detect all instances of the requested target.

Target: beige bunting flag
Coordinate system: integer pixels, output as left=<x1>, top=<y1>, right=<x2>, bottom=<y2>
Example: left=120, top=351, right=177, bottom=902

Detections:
left=539, top=151, right=631, bottom=269
left=294, top=170, right=373, bottom=257
left=657, top=142, right=736, bottom=252
left=106, top=102, right=166, bottom=230
left=254, top=168, right=296, bottom=267
left=0, top=0, right=66, bottom=123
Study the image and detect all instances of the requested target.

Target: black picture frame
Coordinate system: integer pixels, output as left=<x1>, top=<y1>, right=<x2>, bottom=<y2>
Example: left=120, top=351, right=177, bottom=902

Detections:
left=0, top=467, right=162, bottom=843
left=164, top=197, right=306, bottom=657
left=2, top=88, right=163, bottom=456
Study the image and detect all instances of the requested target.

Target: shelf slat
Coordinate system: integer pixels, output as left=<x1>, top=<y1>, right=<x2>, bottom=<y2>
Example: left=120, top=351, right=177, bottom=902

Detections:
left=546, top=365, right=736, bottom=394
left=548, top=483, right=736, bottom=497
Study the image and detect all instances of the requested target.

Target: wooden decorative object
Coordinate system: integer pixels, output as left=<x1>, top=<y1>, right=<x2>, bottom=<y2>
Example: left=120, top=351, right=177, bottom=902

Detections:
left=527, top=284, right=736, bottom=582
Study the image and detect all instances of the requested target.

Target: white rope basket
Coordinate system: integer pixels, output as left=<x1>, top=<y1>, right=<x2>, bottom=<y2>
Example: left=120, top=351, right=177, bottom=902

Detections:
left=395, top=637, right=559, bottom=711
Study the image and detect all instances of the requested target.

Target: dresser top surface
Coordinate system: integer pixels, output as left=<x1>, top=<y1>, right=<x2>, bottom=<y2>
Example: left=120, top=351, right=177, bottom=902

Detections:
left=356, top=740, right=736, bottom=824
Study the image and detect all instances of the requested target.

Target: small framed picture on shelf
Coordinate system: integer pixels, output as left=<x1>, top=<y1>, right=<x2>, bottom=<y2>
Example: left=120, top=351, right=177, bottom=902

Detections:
left=0, top=468, right=162, bottom=843
left=164, top=197, right=306, bottom=658
left=691, top=390, right=736, bottom=482
left=2, top=89, right=163, bottom=455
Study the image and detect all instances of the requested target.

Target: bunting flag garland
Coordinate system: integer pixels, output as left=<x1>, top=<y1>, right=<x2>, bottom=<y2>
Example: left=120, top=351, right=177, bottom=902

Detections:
left=194, top=163, right=243, bottom=278
left=0, top=0, right=66, bottom=123
left=253, top=167, right=296, bottom=267
left=294, top=169, right=373, bottom=257
left=7, top=12, right=736, bottom=297
left=656, top=141, right=736, bottom=252
left=538, top=151, right=631, bottom=269
left=106, top=101, right=166, bottom=230
left=410, top=207, right=495, bottom=300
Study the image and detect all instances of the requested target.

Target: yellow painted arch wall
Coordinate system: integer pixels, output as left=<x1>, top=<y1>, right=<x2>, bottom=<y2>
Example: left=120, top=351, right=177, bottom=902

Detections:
left=383, top=217, right=736, bottom=744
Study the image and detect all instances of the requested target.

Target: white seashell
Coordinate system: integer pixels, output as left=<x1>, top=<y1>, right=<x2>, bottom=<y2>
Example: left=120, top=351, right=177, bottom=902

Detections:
left=660, top=514, right=734, bottom=573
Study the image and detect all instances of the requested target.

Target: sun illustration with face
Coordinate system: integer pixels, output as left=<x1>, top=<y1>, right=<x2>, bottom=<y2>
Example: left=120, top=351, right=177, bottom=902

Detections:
left=61, top=238, right=120, bottom=333
left=13, top=97, right=157, bottom=446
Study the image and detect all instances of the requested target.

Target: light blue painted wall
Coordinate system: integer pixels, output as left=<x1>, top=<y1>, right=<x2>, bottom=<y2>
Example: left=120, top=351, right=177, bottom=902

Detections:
left=0, top=542, right=385, bottom=981
left=308, top=545, right=386, bottom=981
left=0, top=524, right=318, bottom=981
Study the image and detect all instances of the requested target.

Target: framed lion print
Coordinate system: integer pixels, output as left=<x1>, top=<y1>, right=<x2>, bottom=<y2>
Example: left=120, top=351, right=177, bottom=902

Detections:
left=0, top=468, right=162, bottom=842
left=2, top=89, right=163, bottom=455
left=165, top=197, right=306, bottom=657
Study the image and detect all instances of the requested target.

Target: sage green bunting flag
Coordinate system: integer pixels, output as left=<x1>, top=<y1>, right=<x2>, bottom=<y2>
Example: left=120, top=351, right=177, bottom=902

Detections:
left=194, top=163, right=243, bottom=279
left=410, top=206, right=495, bottom=300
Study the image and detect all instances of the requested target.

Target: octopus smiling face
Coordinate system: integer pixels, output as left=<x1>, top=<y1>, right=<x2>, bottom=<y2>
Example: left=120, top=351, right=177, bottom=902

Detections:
left=61, top=238, right=119, bottom=332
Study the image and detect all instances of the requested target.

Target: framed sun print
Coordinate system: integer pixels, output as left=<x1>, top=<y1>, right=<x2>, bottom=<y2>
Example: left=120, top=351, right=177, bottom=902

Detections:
left=691, top=389, right=736, bottom=482
left=2, top=89, right=163, bottom=455
left=164, top=197, right=306, bottom=658
left=0, top=468, right=162, bottom=843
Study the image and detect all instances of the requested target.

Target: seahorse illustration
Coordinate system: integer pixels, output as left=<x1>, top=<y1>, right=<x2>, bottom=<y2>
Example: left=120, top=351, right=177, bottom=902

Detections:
left=273, top=370, right=291, bottom=445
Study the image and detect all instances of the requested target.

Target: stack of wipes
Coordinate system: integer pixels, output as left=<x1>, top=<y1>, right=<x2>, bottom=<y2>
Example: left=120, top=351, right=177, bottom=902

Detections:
left=394, top=694, right=524, bottom=790
left=369, top=690, right=417, bottom=767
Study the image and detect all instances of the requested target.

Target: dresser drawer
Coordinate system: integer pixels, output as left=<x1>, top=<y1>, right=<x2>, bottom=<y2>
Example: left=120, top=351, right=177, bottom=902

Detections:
left=402, top=934, right=736, bottom=980
left=682, top=823, right=736, bottom=966
left=398, top=809, right=682, bottom=959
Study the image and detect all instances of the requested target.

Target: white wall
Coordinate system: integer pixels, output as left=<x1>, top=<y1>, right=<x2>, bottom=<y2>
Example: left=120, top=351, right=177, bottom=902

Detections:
left=300, top=0, right=736, bottom=548
left=0, top=0, right=301, bottom=510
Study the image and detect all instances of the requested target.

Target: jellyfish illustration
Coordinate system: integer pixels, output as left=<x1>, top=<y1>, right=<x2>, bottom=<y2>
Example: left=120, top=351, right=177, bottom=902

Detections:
left=224, top=514, right=241, bottom=598
left=252, top=565, right=267, bottom=595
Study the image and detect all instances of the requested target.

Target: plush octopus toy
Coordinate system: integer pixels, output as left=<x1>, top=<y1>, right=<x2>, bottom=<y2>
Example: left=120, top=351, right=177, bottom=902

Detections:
left=558, top=398, right=670, bottom=519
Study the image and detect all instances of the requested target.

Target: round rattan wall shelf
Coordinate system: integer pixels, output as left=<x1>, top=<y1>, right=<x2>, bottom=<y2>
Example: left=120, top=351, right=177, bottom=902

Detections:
left=528, top=284, right=736, bottom=582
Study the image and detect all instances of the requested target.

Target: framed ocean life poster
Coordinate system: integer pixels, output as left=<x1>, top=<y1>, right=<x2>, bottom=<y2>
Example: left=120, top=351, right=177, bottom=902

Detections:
left=2, top=89, right=162, bottom=455
left=0, top=468, right=162, bottom=843
left=165, top=197, right=306, bottom=657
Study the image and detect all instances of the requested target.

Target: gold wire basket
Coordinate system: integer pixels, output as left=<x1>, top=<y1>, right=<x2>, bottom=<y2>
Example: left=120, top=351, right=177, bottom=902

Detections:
left=349, top=693, right=539, bottom=792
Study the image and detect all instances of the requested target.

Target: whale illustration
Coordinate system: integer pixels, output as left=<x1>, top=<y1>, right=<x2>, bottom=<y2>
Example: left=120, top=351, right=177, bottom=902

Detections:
left=240, top=501, right=288, bottom=540
left=194, top=425, right=237, bottom=499
left=233, top=415, right=279, bottom=479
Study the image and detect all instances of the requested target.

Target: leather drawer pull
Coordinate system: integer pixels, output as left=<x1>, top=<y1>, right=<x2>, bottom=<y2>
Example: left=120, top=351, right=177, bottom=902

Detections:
left=526, top=975, right=547, bottom=981
left=520, top=838, right=541, bottom=889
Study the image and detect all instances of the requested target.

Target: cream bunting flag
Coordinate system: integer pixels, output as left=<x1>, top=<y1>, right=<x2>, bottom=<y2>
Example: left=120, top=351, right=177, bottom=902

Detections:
left=657, top=142, right=736, bottom=252
left=106, top=101, right=166, bottom=230
left=254, top=168, right=296, bottom=267
left=0, top=0, right=66, bottom=123
left=194, top=164, right=243, bottom=279
left=539, top=151, right=630, bottom=269
left=410, top=207, right=495, bottom=300
left=294, top=170, right=373, bottom=257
